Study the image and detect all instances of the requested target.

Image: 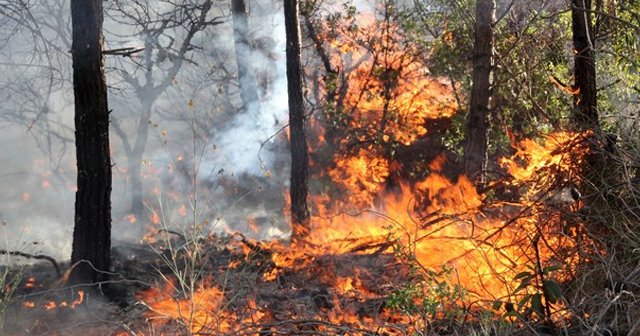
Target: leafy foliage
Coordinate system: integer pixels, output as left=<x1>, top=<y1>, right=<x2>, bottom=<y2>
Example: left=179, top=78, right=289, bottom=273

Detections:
left=493, top=264, right=563, bottom=321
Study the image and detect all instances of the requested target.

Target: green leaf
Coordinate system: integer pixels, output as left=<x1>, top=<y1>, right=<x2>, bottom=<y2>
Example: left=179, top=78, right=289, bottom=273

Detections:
left=543, top=280, right=562, bottom=303
left=543, top=265, right=561, bottom=273
left=492, top=300, right=502, bottom=311
left=515, top=279, right=531, bottom=292
left=504, top=310, right=518, bottom=319
left=517, top=294, right=532, bottom=310
left=514, top=271, right=532, bottom=280
left=531, top=293, right=544, bottom=318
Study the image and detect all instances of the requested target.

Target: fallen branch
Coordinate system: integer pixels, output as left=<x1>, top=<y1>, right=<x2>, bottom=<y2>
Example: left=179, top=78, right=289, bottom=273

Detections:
left=0, top=249, right=60, bottom=277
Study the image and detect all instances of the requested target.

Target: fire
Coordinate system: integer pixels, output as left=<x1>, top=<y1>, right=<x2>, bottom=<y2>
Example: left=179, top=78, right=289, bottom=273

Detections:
left=135, top=131, right=589, bottom=333
left=269, top=131, right=590, bottom=310
left=317, top=8, right=457, bottom=154
left=72, top=290, right=85, bottom=307
left=126, top=214, right=137, bottom=224
left=328, top=149, right=389, bottom=206
left=499, top=130, right=592, bottom=199
left=246, top=216, right=259, bottom=233
left=138, top=279, right=234, bottom=334
left=25, top=277, right=36, bottom=289
left=178, top=204, right=188, bottom=217
left=150, top=211, right=160, bottom=225
left=134, top=4, right=593, bottom=333
left=336, top=276, right=355, bottom=294
left=21, top=290, right=85, bottom=311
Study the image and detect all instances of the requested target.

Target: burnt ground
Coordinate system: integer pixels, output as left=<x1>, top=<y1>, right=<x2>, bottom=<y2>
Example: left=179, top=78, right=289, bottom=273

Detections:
left=3, top=235, right=416, bottom=335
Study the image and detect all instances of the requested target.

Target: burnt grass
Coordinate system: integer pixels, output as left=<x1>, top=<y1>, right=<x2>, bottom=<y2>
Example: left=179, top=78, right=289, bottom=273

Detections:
left=3, top=234, right=419, bottom=335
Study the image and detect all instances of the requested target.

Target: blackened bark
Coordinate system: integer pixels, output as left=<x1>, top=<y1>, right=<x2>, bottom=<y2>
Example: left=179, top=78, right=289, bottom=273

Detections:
left=232, top=0, right=260, bottom=112
left=572, top=0, right=599, bottom=130
left=463, top=0, right=495, bottom=188
left=284, top=0, right=310, bottom=238
left=70, top=0, right=111, bottom=284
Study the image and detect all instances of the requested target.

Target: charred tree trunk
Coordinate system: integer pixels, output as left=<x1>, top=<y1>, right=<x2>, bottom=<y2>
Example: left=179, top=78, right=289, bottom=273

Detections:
left=70, top=0, right=111, bottom=284
left=572, top=0, right=599, bottom=130
left=284, top=0, right=310, bottom=239
left=232, top=0, right=260, bottom=113
left=463, top=0, right=495, bottom=188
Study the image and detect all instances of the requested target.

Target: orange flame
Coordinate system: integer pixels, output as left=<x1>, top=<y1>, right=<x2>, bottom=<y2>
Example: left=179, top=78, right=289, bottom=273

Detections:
left=134, top=4, right=593, bottom=331
left=138, top=279, right=233, bottom=334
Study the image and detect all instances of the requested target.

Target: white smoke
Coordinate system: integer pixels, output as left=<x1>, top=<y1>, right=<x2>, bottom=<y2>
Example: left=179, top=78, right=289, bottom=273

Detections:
left=203, top=0, right=289, bottom=178
left=0, top=0, right=296, bottom=259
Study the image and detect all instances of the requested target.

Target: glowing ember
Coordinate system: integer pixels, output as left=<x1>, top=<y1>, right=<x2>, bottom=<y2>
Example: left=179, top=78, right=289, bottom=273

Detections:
left=126, top=214, right=137, bottom=224
left=72, top=290, right=85, bottom=308
left=24, top=277, right=36, bottom=289
left=41, top=179, right=51, bottom=189
left=21, top=290, right=85, bottom=311
left=150, top=211, right=160, bottom=225
left=178, top=204, right=188, bottom=217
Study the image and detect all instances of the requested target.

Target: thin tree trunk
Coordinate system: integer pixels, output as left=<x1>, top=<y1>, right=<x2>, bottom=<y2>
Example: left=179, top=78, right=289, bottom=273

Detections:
left=572, top=0, right=599, bottom=130
left=70, top=0, right=111, bottom=284
left=113, top=3, right=214, bottom=223
left=232, top=0, right=260, bottom=113
left=284, top=0, right=310, bottom=239
left=128, top=152, right=144, bottom=220
left=571, top=0, right=609, bottom=209
left=463, top=0, right=495, bottom=188
left=127, top=99, right=153, bottom=222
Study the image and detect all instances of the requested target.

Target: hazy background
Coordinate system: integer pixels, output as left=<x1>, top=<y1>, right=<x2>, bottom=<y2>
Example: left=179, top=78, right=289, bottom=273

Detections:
left=0, top=0, right=295, bottom=261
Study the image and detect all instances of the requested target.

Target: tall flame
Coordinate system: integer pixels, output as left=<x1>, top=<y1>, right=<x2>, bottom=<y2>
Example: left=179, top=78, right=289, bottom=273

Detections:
left=135, top=3, right=595, bottom=332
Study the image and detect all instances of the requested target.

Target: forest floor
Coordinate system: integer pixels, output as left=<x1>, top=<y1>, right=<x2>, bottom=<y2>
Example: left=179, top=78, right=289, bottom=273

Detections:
left=1, top=231, right=621, bottom=336
left=3, top=235, right=424, bottom=335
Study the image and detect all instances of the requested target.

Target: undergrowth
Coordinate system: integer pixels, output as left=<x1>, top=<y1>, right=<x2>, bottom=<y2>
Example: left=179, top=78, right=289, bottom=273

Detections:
left=561, top=131, right=640, bottom=336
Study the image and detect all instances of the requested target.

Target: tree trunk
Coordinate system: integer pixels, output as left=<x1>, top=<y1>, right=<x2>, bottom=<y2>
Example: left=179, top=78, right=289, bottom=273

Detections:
left=571, top=0, right=609, bottom=211
left=284, top=0, right=310, bottom=239
left=232, top=0, right=260, bottom=113
left=463, top=0, right=495, bottom=188
left=572, top=0, right=599, bottom=130
left=127, top=99, right=153, bottom=223
left=128, top=151, right=145, bottom=221
left=70, top=0, right=111, bottom=284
